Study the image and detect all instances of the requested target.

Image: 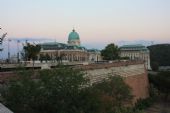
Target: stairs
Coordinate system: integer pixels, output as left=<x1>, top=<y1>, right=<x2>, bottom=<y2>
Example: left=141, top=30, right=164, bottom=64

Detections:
left=86, top=64, right=146, bottom=84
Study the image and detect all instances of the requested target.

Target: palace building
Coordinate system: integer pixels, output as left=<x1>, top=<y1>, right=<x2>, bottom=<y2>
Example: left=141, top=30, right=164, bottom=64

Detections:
left=38, top=29, right=102, bottom=62
left=119, top=44, right=151, bottom=70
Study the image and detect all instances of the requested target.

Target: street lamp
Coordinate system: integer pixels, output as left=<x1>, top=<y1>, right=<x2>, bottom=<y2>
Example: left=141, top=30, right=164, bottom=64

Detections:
left=17, top=40, right=20, bottom=63
left=8, top=39, right=11, bottom=63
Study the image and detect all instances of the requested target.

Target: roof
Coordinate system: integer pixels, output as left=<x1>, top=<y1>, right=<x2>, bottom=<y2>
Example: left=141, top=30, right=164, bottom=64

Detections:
left=40, top=42, right=66, bottom=46
left=39, top=42, right=86, bottom=51
left=119, top=44, right=149, bottom=52
left=120, top=44, right=145, bottom=48
left=87, top=49, right=101, bottom=53
left=68, top=29, right=80, bottom=40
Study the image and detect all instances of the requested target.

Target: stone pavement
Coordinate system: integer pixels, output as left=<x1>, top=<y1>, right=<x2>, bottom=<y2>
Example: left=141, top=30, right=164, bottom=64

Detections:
left=0, top=103, right=13, bottom=113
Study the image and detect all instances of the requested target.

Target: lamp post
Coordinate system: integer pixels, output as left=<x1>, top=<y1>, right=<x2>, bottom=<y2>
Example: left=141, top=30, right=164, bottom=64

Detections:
left=8, top=39, right=11, bottom=63
left=17, top=40, right=20, bottom=63
left=0, top=28, right=2, bottom=62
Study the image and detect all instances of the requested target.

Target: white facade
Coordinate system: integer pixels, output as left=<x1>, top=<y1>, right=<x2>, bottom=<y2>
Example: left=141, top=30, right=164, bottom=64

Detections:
left=120, top=44, right=151, bottom=70
left=88, top=49, right=102, bottom=62
left=68, top=39, right=80, bottom=46
left=38, top=29, right=102, bottom=63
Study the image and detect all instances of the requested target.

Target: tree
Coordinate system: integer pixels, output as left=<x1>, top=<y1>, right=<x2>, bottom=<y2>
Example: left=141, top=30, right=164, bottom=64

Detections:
left=23, top=43, right=41, bottom=68
left=101, top=43, right=120, bottom=60
left=148, top=44, right=170, bottom=66
left=45, top=53, right=51, bottom=63
left=1, top=68, right=134, bottom=113
left=150, top=62, right=159, bottom=71
left=1, top=67, right=88, bottom=113
left=39, top=54, right=44, bottom=63
left=148, top=71, right=170, bottom=100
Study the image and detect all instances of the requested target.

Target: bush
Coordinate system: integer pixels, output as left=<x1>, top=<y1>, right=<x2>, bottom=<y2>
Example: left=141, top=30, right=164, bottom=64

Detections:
left=148, top=71, right=170, bottom=100
left=151, top=62, right=159, bottom=71
left=0, top=68, right=136, bottom=113
left=135, top=98, right=154, bottom=110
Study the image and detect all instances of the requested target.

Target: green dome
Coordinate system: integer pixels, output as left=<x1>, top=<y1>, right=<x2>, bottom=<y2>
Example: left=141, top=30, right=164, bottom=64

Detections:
left=68, top=29, right=80, bottom=40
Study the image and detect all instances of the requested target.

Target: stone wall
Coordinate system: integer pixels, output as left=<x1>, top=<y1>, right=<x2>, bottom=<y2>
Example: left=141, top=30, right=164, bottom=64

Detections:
left=82, top=62, right=149, bottom=103
left=124, top=73, right=149, bottom=103
left=0, top=103, right=13, bottom=113
left=0, top=61, right=149, bottom=103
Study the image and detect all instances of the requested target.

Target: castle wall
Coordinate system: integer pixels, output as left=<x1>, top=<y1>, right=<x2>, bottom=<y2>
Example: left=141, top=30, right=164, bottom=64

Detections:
left=124, top=72, right=149, bottom=102
left=83, top=63, right=149, bottom=103
left=0, top=62, right=149, bottom=103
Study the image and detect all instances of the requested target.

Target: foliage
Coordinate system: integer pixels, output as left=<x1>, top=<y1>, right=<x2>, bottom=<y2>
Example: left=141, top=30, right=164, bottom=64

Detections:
left=148, top=71, right=170, bottom=100
left=113, top=107, right=145, bottom=113
left=148, top=83, right=159, bottom=98
left=23, top=43, right=41, bottom=67
left=150, top=62, right=159, bottom=71
left=101, top=43, right=120, bottom=60
left=1, top=68, right=135, bottom=113
left=39, top=54, right=45, bottom=63
left=39, top=54, right=51, bottom=63
left=148, top=44, right=170, bottom=66
left=96, top=76, right=133, bottom=105
left=119, top=56, right=130, bottom=60
left=55, top=53, right=65, bottom=64
left=92, top=76, right=133, bottom=113
left=134, top=98, right=154, bottom=110
left=45, top=53, right=51, bottom=62
left=1, top=68, right=87, bottom=113
left=23, top=43, right=41, bottom=62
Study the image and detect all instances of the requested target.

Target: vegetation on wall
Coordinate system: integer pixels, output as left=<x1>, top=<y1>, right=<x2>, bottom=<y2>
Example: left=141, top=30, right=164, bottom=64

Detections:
left=0, top=67, right=144, bottom=113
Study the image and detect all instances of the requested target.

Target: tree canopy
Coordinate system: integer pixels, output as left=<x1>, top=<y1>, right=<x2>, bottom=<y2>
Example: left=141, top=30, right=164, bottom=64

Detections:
left=0, top=67, right=136, bottom=113
left=148, top=44, right=170, bottom=67
left=23, top=43, right=41, bottom=61
left=22, top=43, right=41, bottom=68
left=101, top=43, right=120, bottom=60
left=148, top=71, right=170, bottom=99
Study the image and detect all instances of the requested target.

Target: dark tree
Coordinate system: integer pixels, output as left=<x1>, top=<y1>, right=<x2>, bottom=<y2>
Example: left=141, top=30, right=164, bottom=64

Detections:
left=1, top=68, right=134, bottom=113
left=151, top=62, right=159, bottom=71
left=148, top=44, right=170, bottom=66
left=148, top=71, right=170, bottom=100
left=23, top=43, right=41, bottom=68
left=101, top=43, right=120, bottom=60
left=1, top=68, right=88, bottom=113
left=45, top=53, right=51, bottom=63
left=39, top=54, right=44, bottom=63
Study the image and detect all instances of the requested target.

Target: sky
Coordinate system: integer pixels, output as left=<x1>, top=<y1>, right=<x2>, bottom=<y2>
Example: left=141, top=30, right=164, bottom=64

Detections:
left=0, top=0, right=170, bottom=57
